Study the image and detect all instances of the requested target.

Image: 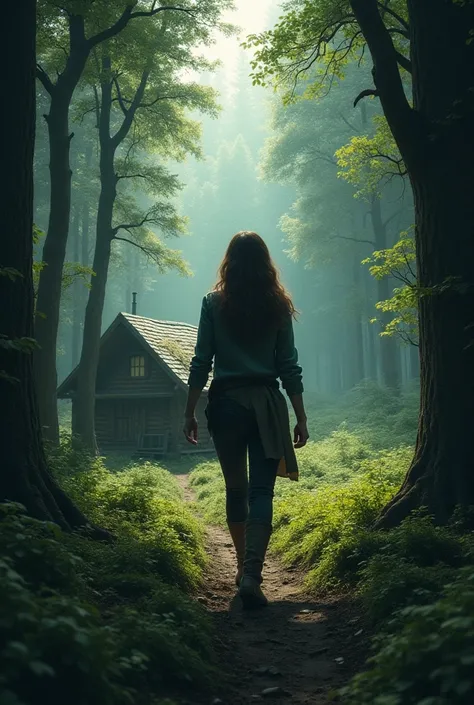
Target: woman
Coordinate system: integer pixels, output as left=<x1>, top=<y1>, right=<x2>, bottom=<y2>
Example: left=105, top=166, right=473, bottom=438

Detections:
left=183, top=231, right=309, bottom=609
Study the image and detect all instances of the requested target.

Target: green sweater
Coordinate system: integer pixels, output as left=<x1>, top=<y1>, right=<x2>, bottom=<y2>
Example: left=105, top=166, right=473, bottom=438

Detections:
left=187, top=292, right=304, bottom=396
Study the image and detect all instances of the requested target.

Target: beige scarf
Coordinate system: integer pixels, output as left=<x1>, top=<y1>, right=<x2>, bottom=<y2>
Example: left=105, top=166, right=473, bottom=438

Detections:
left=220, top=384, right=299, bottom=482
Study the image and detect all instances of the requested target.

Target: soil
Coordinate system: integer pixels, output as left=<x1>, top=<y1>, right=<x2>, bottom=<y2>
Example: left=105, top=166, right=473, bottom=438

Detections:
left=176, top=474, right=369, bottom=705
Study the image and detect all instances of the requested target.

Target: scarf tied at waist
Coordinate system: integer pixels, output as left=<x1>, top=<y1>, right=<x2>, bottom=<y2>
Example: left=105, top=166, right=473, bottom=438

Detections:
left=207, top=376, right=299, bottom=482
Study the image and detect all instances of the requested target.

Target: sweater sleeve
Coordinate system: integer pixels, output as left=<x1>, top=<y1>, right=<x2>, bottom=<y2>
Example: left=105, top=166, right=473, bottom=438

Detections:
left=187, top=295, right=215, bottom=389
left=275, top=316, right=304, bottom=396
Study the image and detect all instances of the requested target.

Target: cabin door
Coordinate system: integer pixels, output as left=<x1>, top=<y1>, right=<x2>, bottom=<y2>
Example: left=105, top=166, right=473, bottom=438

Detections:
left=113, top=400, right=146, bottom=446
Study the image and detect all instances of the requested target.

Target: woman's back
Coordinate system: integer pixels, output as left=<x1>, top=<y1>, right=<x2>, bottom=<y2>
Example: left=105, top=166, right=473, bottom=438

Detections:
left=188, top=290, right=303, bottom=396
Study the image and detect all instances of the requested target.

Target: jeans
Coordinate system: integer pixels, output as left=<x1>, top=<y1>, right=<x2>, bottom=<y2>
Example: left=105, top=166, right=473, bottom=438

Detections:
left=207, top=397, right=279, bottom=525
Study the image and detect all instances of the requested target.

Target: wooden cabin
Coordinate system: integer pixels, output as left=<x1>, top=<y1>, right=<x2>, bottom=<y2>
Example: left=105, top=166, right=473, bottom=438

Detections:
left=57, top=313, right=214, bottom=457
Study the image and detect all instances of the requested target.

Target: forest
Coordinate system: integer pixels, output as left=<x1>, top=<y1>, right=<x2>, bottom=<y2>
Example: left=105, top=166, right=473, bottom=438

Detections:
left=1, top=0, right=474, bottom=704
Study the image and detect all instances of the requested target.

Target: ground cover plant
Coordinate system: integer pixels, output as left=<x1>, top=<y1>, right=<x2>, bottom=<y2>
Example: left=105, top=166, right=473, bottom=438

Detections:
left=0, top=441, right=214, bottom=705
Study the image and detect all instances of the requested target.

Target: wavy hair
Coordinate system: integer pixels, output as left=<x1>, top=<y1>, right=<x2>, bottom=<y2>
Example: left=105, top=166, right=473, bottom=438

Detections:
left=214, top=231, right=296, bottom=339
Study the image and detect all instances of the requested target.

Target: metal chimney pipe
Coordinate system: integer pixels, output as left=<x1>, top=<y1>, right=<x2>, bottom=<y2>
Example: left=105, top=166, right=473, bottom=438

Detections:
left=132, top=292, right=137, bottom=315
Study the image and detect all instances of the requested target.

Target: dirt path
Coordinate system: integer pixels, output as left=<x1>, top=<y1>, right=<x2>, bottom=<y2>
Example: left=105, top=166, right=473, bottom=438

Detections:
left=176, top=474, right=367, bottom=705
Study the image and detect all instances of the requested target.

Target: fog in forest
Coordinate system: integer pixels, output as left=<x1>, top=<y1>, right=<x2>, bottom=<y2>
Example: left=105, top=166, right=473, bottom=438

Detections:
left=33, top=0, right=418, bottom=408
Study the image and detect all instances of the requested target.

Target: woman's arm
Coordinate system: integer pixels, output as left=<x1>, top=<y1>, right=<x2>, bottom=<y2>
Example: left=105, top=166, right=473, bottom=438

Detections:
left=184, top=295, right=215, bottom=444
left=276, top=317, right=309, bottom=448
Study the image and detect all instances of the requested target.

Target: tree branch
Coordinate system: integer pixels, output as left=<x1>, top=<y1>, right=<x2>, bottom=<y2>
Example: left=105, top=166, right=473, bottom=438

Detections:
left=383, top=207, right=405, bottom=229
left=333, top=235, right=375, bottom=247
left=339, top=112, right=360, bottom=133
left=112, top=234, right=165, bottom=265
left=354, top=88, right=379, bottom=107
left=36, top=64, right=55, bottom=95
left=113, top=215, right=152, bottom=234
left=116, top=173, right=150, bottom=181
left=113, top=77, right=128, bottom=116
left=88, top=4, right=195, bottom=49
left=394, top=50, right=412, bottom=74
left=349, top=0, right=413, bottom=148
left=111, top=68, right=150, bottom=148
left=376, top=1, right=410, bottom=32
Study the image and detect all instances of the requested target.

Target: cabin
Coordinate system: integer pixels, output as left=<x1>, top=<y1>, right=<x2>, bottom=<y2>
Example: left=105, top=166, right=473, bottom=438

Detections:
left=57, top=312, right=214, bottom=457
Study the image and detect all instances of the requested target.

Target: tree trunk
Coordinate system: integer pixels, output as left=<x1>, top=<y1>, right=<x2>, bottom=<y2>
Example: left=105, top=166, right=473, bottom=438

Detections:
left=71, top=206, right=81, bottom=367
left=34, top=17, right=91, bottom=445
left=73, top=71, right=117, bottom=452
left=368, top=0, right=474, bottom=526
left=0, top=0, right=97, bottom=532
left=370, top=199, right=400, bottom=389
left=34, top=99, right=73, bottom=444
left=352, top=256, right=365, bottom=386
left=378, top=161, right=474, bottom=525
left=72, top=172, right=115, bottom=452
left=72, top=58, right=150, bottom=451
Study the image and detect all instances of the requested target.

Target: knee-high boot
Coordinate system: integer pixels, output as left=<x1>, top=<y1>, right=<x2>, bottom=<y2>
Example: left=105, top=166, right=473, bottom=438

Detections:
left=227, top=521, right=246, bottom=586
left=239, top=520, right=272, bottom=609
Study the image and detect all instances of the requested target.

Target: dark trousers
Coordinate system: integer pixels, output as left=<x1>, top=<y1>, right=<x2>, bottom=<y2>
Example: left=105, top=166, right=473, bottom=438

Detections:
left=207, top=397, right=279, bottom=525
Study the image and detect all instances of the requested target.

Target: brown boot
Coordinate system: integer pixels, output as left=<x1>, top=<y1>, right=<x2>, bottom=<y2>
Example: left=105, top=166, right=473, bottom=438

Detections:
left=227, top=522, right=246, bottom=586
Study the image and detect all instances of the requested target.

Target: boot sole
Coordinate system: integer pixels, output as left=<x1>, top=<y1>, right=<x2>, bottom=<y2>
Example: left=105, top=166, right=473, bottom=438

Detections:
left=239, top=587, right=268, bottom=610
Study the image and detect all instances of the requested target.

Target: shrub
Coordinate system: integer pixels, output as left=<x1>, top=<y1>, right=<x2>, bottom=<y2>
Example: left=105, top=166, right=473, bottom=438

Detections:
left=342, top=567, right=474, bottom=705
left=0, top=444, right=214, bottom=705
left=0, top=557, right=130, bottom=705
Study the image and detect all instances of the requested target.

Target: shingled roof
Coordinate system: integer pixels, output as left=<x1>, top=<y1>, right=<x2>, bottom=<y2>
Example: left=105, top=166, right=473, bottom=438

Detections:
left=57, top=311, right=208, bottom=397
left=121, top=313, right=205, bottom=388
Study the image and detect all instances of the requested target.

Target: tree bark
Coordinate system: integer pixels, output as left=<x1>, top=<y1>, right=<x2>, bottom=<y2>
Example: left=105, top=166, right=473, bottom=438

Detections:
left=0, top=0, right=97, bottom=532
left=34, top=16, right=90, bottom=445
left=72, top=82, right=116, bottom=452
left=351, top=0, right=474, bottom=525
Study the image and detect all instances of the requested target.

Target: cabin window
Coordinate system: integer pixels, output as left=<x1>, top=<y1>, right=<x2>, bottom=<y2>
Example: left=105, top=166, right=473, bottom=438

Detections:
left=130, top=355, right=145, bottom=378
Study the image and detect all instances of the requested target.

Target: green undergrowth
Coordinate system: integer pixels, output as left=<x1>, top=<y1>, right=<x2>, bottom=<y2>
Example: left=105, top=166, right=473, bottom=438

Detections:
left=189, top=418, right=474, bottom=704
left=0, top=441, right=213, bottom=705
left=303, top=380, right=419, bottom=449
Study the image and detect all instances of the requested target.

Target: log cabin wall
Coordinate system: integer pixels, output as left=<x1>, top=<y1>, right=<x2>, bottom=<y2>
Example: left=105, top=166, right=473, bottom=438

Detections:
left=96, top=325, right=175, bottom=396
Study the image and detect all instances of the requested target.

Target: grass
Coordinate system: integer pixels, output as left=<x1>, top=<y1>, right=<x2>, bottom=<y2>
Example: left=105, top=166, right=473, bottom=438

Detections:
left=0, top=441, right=215, bottom=705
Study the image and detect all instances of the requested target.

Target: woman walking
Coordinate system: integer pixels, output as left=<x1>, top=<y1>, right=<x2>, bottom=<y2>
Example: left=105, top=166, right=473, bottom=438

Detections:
left=183, top=231, right=309, bottom=609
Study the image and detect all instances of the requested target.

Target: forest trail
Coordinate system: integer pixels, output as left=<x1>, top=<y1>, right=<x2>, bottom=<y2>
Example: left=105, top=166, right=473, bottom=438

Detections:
left=176, top=474, right=366, bottom=705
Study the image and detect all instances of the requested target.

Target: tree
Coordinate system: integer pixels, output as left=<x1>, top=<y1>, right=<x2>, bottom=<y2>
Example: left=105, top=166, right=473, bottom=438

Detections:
left=0, top=0, right=97, bottom=531
left=248, top=0, right=474, bottom=524
left=35, top=0, right=209, bottom=445
left=260, top=78, right=407, bottom=389
left=72, top=11, right=224, bottom=451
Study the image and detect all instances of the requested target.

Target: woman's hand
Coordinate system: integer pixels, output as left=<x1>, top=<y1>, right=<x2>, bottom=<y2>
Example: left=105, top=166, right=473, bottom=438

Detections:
left=183, top=415, right=198, bottom=445
left=293, top=419, right=309, bottom=449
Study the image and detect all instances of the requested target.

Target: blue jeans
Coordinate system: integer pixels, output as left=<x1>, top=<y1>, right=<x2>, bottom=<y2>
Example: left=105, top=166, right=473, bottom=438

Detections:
left=207, top=397, right=279, bottom=525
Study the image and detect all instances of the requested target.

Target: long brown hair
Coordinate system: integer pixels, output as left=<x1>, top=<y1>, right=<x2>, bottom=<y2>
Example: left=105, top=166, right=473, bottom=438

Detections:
left=214, top=231, right=296, bottom=339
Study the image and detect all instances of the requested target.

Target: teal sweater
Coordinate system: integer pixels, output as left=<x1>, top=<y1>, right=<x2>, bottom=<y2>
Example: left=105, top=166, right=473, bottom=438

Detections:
left=187, top=292, right=304, bottom=396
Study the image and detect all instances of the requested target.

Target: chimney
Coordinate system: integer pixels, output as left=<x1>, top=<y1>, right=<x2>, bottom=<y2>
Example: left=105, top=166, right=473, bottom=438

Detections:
left=132, top=292, right=137, bottom=315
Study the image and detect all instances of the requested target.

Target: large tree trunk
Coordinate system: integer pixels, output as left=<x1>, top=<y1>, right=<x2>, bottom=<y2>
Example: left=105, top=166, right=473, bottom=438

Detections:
left=0, top=0, right=98, bottom=533
left=34, top=98, right=73, bottom=444
left=373, top=0, right=474, bottom=526
left=34, top=17, right=90, bottom=445
left=377, top=151, right=474, bottom=526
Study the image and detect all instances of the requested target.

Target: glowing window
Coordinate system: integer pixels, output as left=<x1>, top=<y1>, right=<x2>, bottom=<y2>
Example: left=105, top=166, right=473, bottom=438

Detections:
left=130, top=355, right=145, bottom=378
